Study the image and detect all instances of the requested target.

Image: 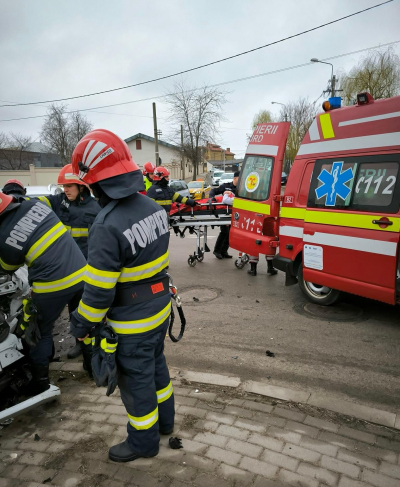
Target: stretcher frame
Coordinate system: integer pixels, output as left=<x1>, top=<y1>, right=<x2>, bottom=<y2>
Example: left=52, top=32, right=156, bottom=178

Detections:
left=170, top=202, right=232, bottom=266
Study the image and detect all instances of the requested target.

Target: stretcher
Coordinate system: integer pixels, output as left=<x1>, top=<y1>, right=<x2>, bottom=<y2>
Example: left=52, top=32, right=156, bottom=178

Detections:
left=170, top=196, right=232, bottom=266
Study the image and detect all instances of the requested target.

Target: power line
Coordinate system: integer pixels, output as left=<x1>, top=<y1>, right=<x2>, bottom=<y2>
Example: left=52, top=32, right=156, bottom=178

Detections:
left=0, top=0, right=393, bottom=109
left=1, top=40, right=398, bottom=124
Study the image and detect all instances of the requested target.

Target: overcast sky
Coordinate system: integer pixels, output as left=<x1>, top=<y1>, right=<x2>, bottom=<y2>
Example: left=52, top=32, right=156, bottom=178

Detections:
left=0, top=0, right=399, bottom=158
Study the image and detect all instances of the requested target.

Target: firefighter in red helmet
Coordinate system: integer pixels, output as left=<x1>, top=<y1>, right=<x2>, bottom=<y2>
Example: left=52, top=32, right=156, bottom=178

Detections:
left=69, top=129, right=174, bottom=462
left=143, top=161, right=156, bottom=191
left=2, top=179, right=27, bottom=198
left=147, top=166, right=196, bottom=214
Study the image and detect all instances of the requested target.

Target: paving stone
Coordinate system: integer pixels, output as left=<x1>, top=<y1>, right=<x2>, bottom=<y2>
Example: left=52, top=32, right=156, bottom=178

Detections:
left=158, top=462, right=197, bottom=482
left=318, top=431, right=357, bottom=450
left=337, top=448, right=379, bottom=469
left=77, top=403, right=107, bottom=413
left=196, top=401, right=226, bottom=412
left=234, top=418, right=266, bottom=433
left=107, top=415, right=128, bottom=426
left=253, top=413, right=286, bottom=428
left=268, top=426, right=301, bottom=445
left=223, top=406, right=254, bottom=419
left=216, top=424, right=250, bottom=441
left=261, top=449, right=299, bottom=471
left=58, top=420, right=88, bottom=432
left=304, top=415, right=339, bottom=433
left=205, top=411, right=236, bottom=425
left=239, top=456, right=278, bottom=478
left=188, top=390, right=217, bottom=402
left=194, top=420, right=219, bottom=432
left=242, top=400, right=274, bottom=414
left=102, top=405, right=126, bottom=415
left=355, top=442, right=398, bottom=463
left=157, top=446, right=185, bottom=462
left=248, top=433, right=284, bottom=452
left=274, top=407, right=306, bottom=422
left=17, top=441, right=52, bottom=453
left=177, top=405, right=207, bottom=419
left=79, top=412, right=109, bottom=423
left=183, top=371, right=241, bottom=388
left=253, top=476, right=287, bottom=487
left=87, top=424, right=118, bottom=436
left=0, top=464, right=26, bottom=479
left=321, top=455, right=360, bottom=478
left=193, top=473, right=233, bottom=487
left=300, top=436, right=338, bottom=457
left=0, top=439, right=23, bottom=450
left=61, top=363, right=83, bottom=372
left=194, top=432, right=229, bottom=448
left=338, top=425, right=376, bottom=445
left=19, top=466, right=57, bottom=483
left=205, top=446, right=241, bottom=466
left=0, top=480, right=13, bottom=487
left=278, top=469, right=319, bottom=487
left=282, top=443, right=321, bottom=463
left=43, top=430, right=86, bottom=443
left=51, top=470, right=85, bottom=486
left=180, top=453, right=218, bottom=473
left=180, top=438, right=208, bottom=454
left=175, top=395, right=198, bottom=407
left=376, top=437, right=400, bottom=453
left=380, top=460, right=400, bottom=479
left=285, top=421, right=319, bottom=438
left=96, top=396, right=122, bottom=405
left=217, top=463, right=254, bottom=485
left=17, top=452, right=49, bottom=466
left=338, top=478, right=369, bottom=487
left=297, top=462, right=339, bottom=487
left=362, top=469, right=400, bottom=487
left=226, top=438, right=262, bottom=458
left=174, top=429, right=196, bottom=440
left=173, top=386, right=191, bottom=396
left=243, top=381, right=310, bottom=403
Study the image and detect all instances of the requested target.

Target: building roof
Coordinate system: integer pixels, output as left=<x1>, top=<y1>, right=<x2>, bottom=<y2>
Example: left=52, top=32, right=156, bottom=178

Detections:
left=205, top=142, right=235, bottom=156
left=125, top=133, right=180, bottom=150
left=25, top=142, right=53, bottom=153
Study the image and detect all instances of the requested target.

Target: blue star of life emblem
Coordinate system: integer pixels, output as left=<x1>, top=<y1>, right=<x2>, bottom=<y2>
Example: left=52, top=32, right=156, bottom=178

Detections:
left=315, top=161, right=354, bottom=206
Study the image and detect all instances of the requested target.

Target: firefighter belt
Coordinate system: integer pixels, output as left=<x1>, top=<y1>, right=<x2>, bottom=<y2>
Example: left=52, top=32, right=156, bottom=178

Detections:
left=91, top=324, right=118, bottom=396
left=15, top=298, right=41, bottom=348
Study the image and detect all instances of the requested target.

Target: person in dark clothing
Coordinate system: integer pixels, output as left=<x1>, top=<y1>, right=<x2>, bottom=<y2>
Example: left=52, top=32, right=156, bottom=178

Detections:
left=2, top=179, right=28, bottom=198
left=146, top=166, right=196, bottom=215
left=38, top=164, right=101, bottom=362
left=209, top=171, right=239, bottom=259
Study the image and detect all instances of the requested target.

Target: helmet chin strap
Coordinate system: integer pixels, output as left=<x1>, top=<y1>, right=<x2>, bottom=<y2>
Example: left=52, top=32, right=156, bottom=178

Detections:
left=90, top=182, right=111, bottom=208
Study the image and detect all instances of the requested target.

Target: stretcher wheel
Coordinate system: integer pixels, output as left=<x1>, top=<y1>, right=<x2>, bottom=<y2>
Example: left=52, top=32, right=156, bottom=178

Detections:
left=241, top=254, right=249, bottom=264
left=235, top=259, right=245, bottom=269
left=188, top=256, right=197, bottom=267
left=197, top=254, right=204, bottom=262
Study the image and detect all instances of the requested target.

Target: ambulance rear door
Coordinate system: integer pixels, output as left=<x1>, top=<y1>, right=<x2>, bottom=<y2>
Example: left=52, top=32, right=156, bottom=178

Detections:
left=230, top=122, right=290, bottom=256
left=303, top=153, right=400, bottom=304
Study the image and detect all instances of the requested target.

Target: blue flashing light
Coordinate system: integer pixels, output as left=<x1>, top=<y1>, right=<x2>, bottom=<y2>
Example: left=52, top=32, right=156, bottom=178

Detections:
left=328, top=97, right=341, bottom=109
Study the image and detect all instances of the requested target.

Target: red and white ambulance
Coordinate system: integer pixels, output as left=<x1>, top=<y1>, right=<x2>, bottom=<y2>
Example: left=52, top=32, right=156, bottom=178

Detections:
left=230, top=93, right=400, bottom=305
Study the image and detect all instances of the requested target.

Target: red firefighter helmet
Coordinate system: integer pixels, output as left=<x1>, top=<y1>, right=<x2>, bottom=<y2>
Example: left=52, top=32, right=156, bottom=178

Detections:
left=71, top=129, right=139, bottom=185
left=143, top=162, right=156, bottom=175
left=0, top=192, right=14, bottom=214
left=153, top=166, right=170, bottom=181
left=4, top=179, right=24, bottom=189
left=57, top=164, right=86, bottom=186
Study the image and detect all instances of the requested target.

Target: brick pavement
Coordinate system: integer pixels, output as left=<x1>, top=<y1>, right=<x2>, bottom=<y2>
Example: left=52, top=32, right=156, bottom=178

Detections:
left=1, top=374, right=400, bottom=487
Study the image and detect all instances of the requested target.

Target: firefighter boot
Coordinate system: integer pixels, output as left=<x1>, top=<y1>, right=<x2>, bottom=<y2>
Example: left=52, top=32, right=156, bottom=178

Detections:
left=67, top=339, right=82, bottom=359
left=81, top=340, right=93, bottom=379
left=247, top=262, right=257, bottom=276
left=267, top=259, right=278, bottom=276
left=109, top=440, right=159, bottom=463
left=24, top=364, right=50, bottom=396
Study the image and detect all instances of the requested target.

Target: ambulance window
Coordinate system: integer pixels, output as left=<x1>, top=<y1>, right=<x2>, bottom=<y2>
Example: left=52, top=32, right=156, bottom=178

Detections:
left=352, top=162, right=399, bottom=208
left=297, top=162, right=314, bottom=206
left=237, top=155, right=274, bottom=201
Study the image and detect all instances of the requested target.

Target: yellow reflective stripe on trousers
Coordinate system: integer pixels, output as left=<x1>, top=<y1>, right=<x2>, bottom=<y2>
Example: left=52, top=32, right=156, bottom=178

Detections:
left=157, top=382, right=173, bottom=404
left=84, top=265, right=120, bottom=289
left=78, top=300, right=108, bottom=322
left=151, top=199, right=172, bottom=206
left=26, top=222, right=67, bottom=266
left=38, top=196, right=51, bottom=207
left=108, top=302, right=171, bottom=334
left=0, top=258, right=21, bottom=271
left=128, top=407, right=158, bottom=430
left=118, top=251, right=169, bottom=282
left=32, top=266, right=86, bottom=294
left=232, top=198, right=271, bottom=215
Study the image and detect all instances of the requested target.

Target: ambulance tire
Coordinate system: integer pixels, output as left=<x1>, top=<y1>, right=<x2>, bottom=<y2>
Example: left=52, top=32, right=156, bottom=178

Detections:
left=297, top=265, right=341, bottom=306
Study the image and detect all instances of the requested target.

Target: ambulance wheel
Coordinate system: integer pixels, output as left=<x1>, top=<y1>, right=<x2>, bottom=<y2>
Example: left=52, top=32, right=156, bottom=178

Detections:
left=188, top=256, right=197, bottom=267
left=298, top=265, right=341, bottom=306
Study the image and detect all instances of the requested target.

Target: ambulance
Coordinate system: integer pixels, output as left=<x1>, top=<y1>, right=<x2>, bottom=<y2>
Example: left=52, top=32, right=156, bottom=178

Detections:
left=230, top=93, right=400, bottom=306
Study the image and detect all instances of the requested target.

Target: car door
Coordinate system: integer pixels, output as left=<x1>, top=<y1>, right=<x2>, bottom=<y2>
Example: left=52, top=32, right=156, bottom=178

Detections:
left=230, top=122, right=290, bottom=256
left=303, top=153, right=400, bottom=304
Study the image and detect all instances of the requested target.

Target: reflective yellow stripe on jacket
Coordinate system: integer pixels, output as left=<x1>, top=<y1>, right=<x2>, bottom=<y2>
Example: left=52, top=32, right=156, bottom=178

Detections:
left=118, top=251, right=169, bottom=282
left=157, top=382, right=173, bottom=404
left=151, top=199, right=172, bottom=206
left=128, top=407, right=158, bottom=430
left=32, top=266, right=86, bottom=294
left=84, top=265, right=120, bottom=289
left=25, top=222, right=67, bottom=266
left=38, top=196, right=51, bottom=207
left=77, top=300, right=108, bottom=322
left=108, top=302, right=171, bottom=334
left=172, top=193, right=187, bottom=203
left=0, top=258, right=22, bottom=271
left=65, top=226, right=89, bottom=238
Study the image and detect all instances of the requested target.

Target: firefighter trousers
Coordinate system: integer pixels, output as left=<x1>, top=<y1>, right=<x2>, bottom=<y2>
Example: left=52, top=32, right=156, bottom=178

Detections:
left=30, top=284, right=84, bottom=368
left=214, top=225, right=230, bottom=255
left=117, top=317, right=174, bottom=454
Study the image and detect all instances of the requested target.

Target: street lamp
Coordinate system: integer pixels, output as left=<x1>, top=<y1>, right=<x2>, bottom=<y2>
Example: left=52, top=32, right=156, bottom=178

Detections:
left=271, top=101, right=288, bottom=122
left=310, top=58, right=336, bottom=97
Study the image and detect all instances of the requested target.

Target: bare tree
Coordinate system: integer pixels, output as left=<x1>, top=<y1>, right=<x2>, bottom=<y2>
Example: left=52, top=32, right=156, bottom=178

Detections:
left=278, top=98, right=316, bottom=171
left=40, top=104, right=92, bottom=165
left=165, top=80, right=227, bottom=180
left=0, top=132, right=32, bottom=170
left=340, top=47, right=400, bottom=105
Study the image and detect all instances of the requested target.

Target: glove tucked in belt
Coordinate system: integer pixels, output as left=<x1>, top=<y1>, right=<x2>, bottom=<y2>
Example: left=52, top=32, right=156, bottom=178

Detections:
left=15, top=298, right=41, bottom=348
left=91, top=324, right=118, bottom=396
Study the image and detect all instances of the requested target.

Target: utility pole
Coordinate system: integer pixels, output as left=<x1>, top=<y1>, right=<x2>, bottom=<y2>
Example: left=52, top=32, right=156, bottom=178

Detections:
left=180, top=125, right=185, bottom=180
left=331, top=75, right=336, bottom=97
left=152, top=102, right=160, bottom=166
left=223, top=149, right=226, bottom=172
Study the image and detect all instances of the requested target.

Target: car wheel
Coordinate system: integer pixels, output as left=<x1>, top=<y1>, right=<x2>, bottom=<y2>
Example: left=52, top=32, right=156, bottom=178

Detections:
left=297, top=265, right=341, bottom=306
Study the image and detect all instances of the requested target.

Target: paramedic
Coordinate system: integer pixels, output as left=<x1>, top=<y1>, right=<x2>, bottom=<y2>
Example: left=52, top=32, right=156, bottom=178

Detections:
left=143, top=161, right=156, bottom=191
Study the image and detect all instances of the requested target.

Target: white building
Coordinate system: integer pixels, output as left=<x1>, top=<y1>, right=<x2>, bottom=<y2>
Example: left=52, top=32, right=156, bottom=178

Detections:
left=125, top=133, right=194, bottom=180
